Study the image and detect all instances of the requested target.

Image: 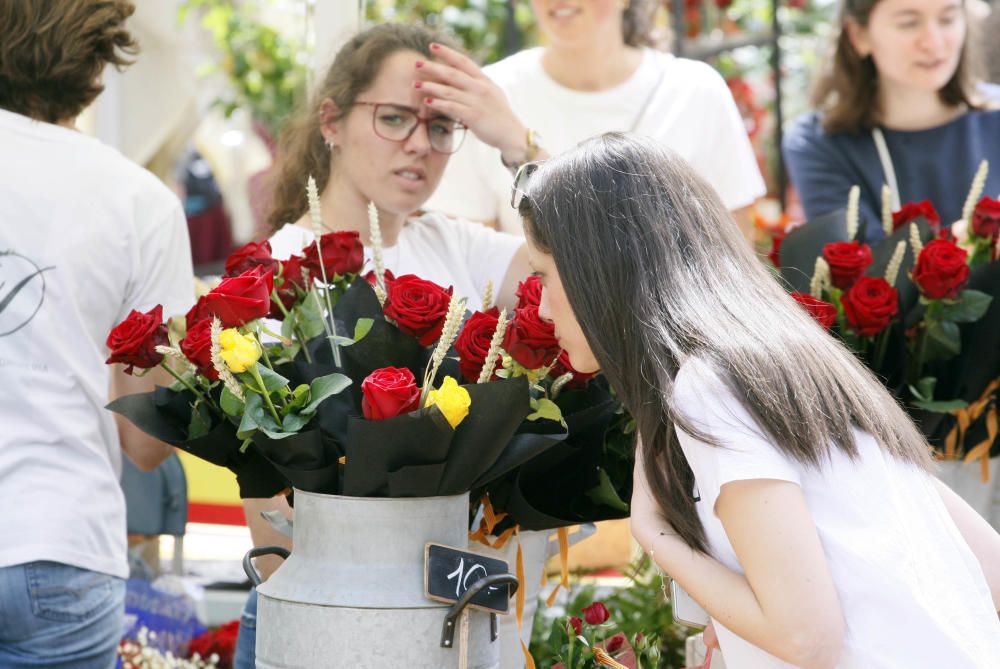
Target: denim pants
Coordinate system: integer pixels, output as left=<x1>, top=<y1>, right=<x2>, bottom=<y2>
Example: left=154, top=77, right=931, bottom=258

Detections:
left=233, top=587, right=257, bottom=669
left=0, top=561, right=125, bottom=669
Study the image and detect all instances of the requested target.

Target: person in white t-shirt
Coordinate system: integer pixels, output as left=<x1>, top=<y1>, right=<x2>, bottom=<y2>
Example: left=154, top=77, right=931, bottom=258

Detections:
left=417, top=0, right=765, bottom=238
left=0, top=2, right=194, bottom=668
left=234, top=23, right=534, bottom=669
left=517, top=133, right=1000, bottom=668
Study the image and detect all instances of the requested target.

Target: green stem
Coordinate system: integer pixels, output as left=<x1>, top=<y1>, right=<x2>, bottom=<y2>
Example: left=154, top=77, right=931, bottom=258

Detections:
left=162, top=363, right=221, bottom=416
left=271, top=287, right=314, bottom=363
left=873, top=327, right=891, bottom=371
left=294, top=324, right=314, bottom=363
left=254, top=328, right=275, bottom=371
left=310, top=236, right=343, bottom=368
left=249, top=365, right=282, bottom=425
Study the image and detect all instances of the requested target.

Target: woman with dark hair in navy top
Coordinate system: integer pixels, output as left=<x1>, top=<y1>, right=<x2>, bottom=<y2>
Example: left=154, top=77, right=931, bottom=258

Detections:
left=783, top=0, right=1000, bottom=242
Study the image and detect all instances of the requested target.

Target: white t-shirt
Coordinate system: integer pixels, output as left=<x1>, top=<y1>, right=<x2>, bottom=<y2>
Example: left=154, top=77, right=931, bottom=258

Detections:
left=267, top=211, right=523, bottom=310
left=0, top=108, right=194, bottom=579
left=425, top=47, right=766, bottom=234
left=673, top=358, right=1000, bottom=668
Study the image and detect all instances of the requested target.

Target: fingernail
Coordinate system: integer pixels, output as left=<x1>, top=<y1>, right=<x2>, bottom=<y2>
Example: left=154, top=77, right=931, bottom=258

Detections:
left=415, top=60, right=424, bottom=68
left=430, top=43, right=440, bottom=51
left=425, top=97, right=434, bottom=105
left=414, top=81, right=422, bottom=89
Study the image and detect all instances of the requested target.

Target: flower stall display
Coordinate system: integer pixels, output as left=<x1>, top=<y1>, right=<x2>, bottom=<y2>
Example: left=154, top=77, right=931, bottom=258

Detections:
left=773, top=166, right=1000, bottom=498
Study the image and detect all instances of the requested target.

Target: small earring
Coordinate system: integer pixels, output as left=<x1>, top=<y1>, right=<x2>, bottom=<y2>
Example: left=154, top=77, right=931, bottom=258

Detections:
left=325, top=140, right=335, bottom=151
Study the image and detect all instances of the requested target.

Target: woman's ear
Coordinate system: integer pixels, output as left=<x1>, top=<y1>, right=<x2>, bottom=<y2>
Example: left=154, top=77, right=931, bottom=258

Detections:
left=844, top=18, right=871, bottom=58
left=319, top=98, right=343, bottom=149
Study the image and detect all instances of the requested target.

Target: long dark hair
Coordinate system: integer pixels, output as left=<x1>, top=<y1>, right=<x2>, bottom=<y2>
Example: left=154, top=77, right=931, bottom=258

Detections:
left=521, top=133, right=932, bottom=552
left=812, top=0, right=980, bottom=134
left=266, top=23, right=457, bottom=231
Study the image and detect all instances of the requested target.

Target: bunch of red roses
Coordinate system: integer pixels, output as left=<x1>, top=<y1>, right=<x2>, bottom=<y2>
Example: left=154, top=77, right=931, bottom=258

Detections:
left=785, top=196, right=996, bottom=424
left=548, top=600, right=660, bottom=669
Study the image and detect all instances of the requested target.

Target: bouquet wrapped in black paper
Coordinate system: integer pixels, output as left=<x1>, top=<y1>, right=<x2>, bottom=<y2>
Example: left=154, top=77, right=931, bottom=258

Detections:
left=771, top=166, right=1000, bottom=481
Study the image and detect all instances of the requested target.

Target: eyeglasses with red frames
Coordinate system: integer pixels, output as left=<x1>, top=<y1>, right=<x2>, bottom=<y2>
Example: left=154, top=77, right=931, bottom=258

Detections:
left=352, top=101, right=468, bottom=154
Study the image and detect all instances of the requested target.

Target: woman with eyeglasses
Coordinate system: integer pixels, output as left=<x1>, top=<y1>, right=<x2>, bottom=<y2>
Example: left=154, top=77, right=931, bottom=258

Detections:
left=519, top=132, right=1000, bottom=668
left=783, top=0, right=1000, bottom=242
left=420, top=0, right=765, bottom=240
left=234, top=24, right=532, bottom=669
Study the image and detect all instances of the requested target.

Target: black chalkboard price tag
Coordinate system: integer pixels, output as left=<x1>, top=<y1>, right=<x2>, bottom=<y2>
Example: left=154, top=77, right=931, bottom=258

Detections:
left=424, top=543, right=512, bottom=614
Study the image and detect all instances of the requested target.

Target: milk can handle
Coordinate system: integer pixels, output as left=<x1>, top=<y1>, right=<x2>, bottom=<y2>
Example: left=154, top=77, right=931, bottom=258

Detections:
left=441, top=573, right=520, bottom=648
left=243, top=546, right=291, bottom=586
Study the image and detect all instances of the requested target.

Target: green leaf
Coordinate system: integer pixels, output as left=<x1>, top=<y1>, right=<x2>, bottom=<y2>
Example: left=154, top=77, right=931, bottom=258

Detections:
left=281, top=411, right=310, bottom=433
left=188, top=401, right=212, bottom=439
left=353, top=318, right=374, bottom=341
left=328, top=335, right=356, bottom=347
left=926, top=320, right=961, bottom=357
left=284, top=383, right=310, bottom=414
left=911, top=398, right=969, bottom=412
left=909, top=377, right=937, bottom=402
left=302, top=373, right=352, bottom=414
left=938, top=290, right=992, bottom=323
left=584, top=468, right=630, bottom=512
left=527, top=397, right=566, bottom=426
left=255, top=365, right=290, bottom=393
left=220, top=386, right=245, bottom=416
left=236, top=393, right=267, bottom=439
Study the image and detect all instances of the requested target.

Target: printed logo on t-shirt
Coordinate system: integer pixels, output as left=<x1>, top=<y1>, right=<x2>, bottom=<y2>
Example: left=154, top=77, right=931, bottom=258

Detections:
left=0, top=250, right=54, bottom=337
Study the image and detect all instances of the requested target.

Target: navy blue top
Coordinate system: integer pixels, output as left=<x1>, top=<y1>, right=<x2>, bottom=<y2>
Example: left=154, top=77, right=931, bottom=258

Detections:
left=783, top=95, right=1000, bottom=243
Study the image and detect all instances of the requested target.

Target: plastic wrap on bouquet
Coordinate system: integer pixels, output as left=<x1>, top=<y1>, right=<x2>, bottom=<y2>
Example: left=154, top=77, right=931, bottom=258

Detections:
left=107, top=387, right=286, bottom=498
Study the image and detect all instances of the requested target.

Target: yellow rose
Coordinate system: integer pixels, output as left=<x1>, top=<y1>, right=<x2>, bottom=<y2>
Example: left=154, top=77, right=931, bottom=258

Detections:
left=219, top=329, right=261, bottom=373
left=424, top=376, right=471, bottom=429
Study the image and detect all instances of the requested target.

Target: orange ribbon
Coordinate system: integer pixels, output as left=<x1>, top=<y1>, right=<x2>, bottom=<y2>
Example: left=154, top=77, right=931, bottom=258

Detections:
left=942, top=377, right=1000, bottom=482
left=545, top=527, right=572, bottom=607
left=592, top=647, right=629, bottom=668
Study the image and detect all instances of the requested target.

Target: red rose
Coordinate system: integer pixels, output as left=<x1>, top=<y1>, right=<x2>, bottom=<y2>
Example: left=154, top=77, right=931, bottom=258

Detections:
left=271, top=255, right=307, bottom=318
left=225, top=240, right=278, bottom=277
left=455, top=308, right=501, bottom=382
left=841, top=277, right=899, bottom=336
left=502, top=306, right=561, bottom=370
left=822, top=241, right=873, bottom=290
left=302, top=231, right=364, bottom=279
left=768, top=232, right=785, bottom=268
left=569, top=616, right=583, bottom=636
left=892, top=200, right=940, bottom=232
left=361, top=366, right=421, bottom=420
left=364, top=268, right=396, bottom=294
left=187, top=620, right=239, bottom=668
left=549, top=349, right=595, bottom=388
left=582, top=601, right=610, bottom=625
left=180, top=318, right=219, bottom=381
left=515, top=275, right=542, bottom=309
left=972, top=196, right=1000, bottom=240
left=106, top=305, right=168, bottom=374
left=790, top=292, right=838, bottom=331
left=383, top=275, right=454, bottom=346
left=201, top=266, right=274, bottom=327
left=605, top=633, right=626, bottom=655
left=912, top=239, right=970, bottom=300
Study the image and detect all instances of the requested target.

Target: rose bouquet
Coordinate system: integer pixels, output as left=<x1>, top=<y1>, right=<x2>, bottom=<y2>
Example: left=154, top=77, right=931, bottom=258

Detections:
left=106, top=184, right=559, bottom=501
left=775, top=166, right=1000, bottom=476
left=461, top=276, right=636, bottom=534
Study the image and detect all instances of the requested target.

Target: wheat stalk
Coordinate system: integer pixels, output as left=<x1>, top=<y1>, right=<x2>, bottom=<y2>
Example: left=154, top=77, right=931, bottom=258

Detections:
left=550, top=372, right=574, bottom=399
left=481, top=279, right=494, bottom=312
left=961, top=160, right=988, bottom=224
left=305, top=175, right=341, bottom=367
left=909, top=222, right=924, bottom=257
left=367, top=201, right=387, bottom=306
left=422, top=294, right=467, bottom=400
left=845, top=185, right=860, bottom=241
left=881, top=184, right=893, bottom=237
left=809, top=257, right=830, bottom=299
left=210, top=318, right=244, bottom=400
left=884, top=240, right=907, bottom=286
left=478, top=309, right=508, bottom=384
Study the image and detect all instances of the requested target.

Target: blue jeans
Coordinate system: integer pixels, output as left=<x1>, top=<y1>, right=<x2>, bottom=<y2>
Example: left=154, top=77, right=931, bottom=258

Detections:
left=0, top=561, right=125, bottom=669
left=233, top=588, right=257, bottom=669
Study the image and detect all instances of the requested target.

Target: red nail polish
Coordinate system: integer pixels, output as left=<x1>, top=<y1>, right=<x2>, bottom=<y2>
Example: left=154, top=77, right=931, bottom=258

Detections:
left=414, top=81, right=422, bottom=89
left=425, top=97, right=433, bottom=105
left=430, top=43, right=440, bottom=51
left=415, top=61, right=423, bottom=68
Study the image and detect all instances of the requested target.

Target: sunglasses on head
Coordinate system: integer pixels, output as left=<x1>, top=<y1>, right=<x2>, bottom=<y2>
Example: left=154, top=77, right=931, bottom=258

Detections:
left=510, top=161, right=541, bottom=210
